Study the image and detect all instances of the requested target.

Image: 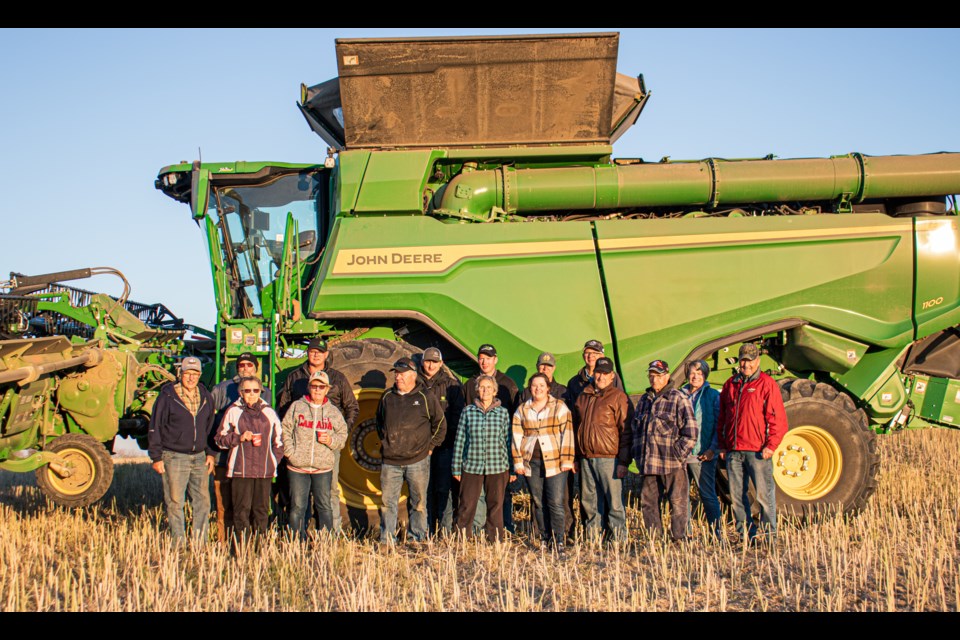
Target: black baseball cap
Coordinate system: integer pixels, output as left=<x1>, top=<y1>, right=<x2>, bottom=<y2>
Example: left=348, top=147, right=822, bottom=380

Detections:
left=237, top=352, right=257, bottom=367
left=477, top=344, right=497, bottom=357
left=594, top=357, right=615, bottom=374
left=391, top=357, right=417, bottom=373
left=307, top=337, right=328, bottom=353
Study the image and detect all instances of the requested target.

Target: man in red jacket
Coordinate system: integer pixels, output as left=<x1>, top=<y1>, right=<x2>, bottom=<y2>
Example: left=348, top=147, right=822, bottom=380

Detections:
left=718, top=343, right=787, bottom=543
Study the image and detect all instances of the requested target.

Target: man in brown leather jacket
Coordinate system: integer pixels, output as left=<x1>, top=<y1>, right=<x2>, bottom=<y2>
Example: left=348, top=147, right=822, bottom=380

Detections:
left=573, top=356, right=632, bottom=541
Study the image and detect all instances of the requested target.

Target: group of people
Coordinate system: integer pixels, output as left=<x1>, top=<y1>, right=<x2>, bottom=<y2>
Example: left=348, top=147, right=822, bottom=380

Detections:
left=146, top=335, right=787, bottom=548
left=147, top=339, right=356, bottom=544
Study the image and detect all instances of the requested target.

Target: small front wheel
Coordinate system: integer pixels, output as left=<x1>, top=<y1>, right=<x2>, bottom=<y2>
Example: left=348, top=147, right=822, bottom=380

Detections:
left=36, top=433, right=114, bottom=508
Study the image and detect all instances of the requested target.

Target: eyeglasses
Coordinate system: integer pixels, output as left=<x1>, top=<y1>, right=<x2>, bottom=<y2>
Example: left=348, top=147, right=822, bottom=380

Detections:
left=241, top=389, right=262, bottom=394
left=309, top=384, right=329, bottom=390
left=238, top=362, right=256, bottom=368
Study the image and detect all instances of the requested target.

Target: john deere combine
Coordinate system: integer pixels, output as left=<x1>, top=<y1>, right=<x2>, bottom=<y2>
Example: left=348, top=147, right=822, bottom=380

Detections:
left=4, top=33, right=958, bottom=517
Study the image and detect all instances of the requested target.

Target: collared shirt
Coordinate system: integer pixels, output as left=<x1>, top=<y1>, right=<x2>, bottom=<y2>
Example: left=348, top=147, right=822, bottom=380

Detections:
left=511, top=397, right=575, bottom=478
left=453, top=400, right=511, bottom=476
left=631, top=387, right=698, bottom=475
left=175, top=382, right=201, bottom=417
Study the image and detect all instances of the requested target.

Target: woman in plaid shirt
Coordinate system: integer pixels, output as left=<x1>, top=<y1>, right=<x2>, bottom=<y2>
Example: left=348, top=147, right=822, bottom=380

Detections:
left=452, top=375, right=514, bottom=541
left=512, top=373, right=576, bottom=548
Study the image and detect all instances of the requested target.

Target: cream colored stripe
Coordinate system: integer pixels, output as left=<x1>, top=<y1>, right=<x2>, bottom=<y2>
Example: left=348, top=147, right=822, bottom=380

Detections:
left=598, top=224, right=913, bottom=251
left=332, top=239, right=595, bottom=275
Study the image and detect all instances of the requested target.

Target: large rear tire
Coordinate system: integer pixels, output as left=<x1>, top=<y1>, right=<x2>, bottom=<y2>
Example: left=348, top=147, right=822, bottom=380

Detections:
left=715, top=379, right=880, bottom=517
left=36, top=433, right=114, bottom=508
left=774, top=378, right=879, bottom=515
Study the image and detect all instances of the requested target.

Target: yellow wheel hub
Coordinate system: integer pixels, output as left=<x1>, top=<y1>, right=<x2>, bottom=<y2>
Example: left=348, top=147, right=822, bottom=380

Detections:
left=774, top=425, right=842, bottom=500
left=337, top=388, right=408, bottom=511
left=45, top=448, right=97, bottom=497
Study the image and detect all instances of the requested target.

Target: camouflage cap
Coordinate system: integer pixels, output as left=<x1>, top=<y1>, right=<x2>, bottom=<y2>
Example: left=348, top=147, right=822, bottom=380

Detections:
left=738, top=343, right=760, bottom=361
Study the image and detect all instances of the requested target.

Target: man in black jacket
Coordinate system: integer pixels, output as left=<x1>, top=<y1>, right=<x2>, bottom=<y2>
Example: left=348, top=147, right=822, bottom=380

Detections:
left=277, top=337, right=359, bottom=530
left=376, top=357, right=446, bottom=544
left=418, top=347, right=463, bottom=534
left=148, top=356, right=217, bottom=541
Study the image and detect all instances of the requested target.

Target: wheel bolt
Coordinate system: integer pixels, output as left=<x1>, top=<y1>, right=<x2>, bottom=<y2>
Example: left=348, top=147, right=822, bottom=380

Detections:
left=802, top=455, right=810, bottom=462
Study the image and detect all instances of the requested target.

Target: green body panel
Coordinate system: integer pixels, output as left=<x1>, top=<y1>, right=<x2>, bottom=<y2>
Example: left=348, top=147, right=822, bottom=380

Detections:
left=907, top=374, right=960, bottom=427
left=780, top=325, right=868, bottom=375
left=595, top=214, right=914, bottom=393
left=313, top=215, right=610, bottom=386
left=353, top=150, right=444, bottom=214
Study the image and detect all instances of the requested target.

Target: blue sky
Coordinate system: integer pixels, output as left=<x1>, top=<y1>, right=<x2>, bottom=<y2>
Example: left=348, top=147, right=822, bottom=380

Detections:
left=2, top=28, right=958, bottom=329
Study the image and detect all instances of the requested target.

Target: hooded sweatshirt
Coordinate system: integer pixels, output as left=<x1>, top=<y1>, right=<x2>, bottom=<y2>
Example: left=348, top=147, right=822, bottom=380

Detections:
left=680, top=359, right=721, bottom=458
left=281, top=395, right=348, bottom=473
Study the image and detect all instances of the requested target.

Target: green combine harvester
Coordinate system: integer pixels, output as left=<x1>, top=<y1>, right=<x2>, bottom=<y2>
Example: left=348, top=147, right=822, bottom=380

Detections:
left=3, top=33, right=959, bottom=522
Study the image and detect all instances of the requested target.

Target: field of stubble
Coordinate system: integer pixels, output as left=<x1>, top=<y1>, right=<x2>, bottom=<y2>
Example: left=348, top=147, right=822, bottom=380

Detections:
left=0, top=428, right=958, bottom=611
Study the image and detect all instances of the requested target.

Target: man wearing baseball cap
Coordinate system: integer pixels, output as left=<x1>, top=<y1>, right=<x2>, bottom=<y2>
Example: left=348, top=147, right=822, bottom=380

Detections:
left=519, top=352, right=567, bottom=403
left=276, top=337, right=359, bottom=531
left=631, top=359, right=698, bottom=542
left=573, top=356, right=633, bottom=542
left=562, top=340, right=623, bottom=542
left=148, top=356, right=218, bottom=541
left=564, top=339, right=624, bottom=410
left=208, top=353, right=271, bottom=542
left=417, top=347, right=464, bottom=534
left=717, top=343, right=787, bottom=544
left=376, top=357, right=446, bottom=545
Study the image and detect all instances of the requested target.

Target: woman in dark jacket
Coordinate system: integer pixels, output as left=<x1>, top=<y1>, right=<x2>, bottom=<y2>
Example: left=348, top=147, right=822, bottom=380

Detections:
left=215, top=376, right=283, bottom=538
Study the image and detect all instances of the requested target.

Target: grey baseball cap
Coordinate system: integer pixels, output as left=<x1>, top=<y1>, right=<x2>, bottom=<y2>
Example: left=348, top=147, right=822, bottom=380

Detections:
left=181, top=356, right=202, bottom=373
left=536, top=352, right=556, bottom=367
left=422, top=347, right=443, bottom=362
left=738, top=343, right=760, bottom=361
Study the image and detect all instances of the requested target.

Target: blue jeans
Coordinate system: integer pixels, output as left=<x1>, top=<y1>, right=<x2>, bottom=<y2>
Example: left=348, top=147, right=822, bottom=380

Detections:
left=579, top=457, right=626, bottom=540
left=160, top=450, right=210, bottom=541
left=687, top=456, right=722, bottom=536
left=726, top=450, right=777, bottom=540
left=288, top=469, right=333, bottom=539
left=524, top=458, right=567, bottom=544
left=380, top=455, right=430, bottom=543
left=428, top=448, right=456, bottom=533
